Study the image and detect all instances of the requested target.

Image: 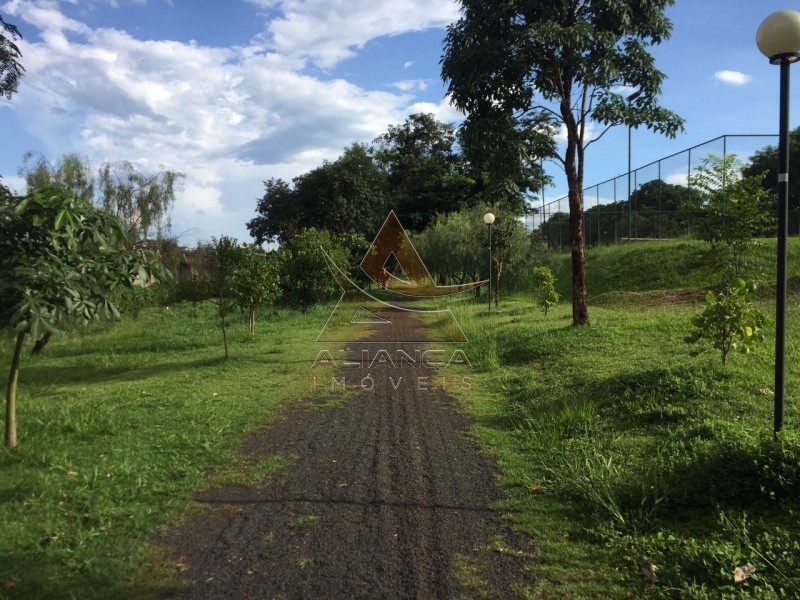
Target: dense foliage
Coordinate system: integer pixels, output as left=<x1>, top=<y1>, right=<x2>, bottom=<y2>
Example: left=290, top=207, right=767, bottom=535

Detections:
left=681, top=155, right=775, bottom=276
left=744, top=126, right=800, bottom=233
left=371, top=113, right=477, bottom=232
left=248, top=114, right=488, bottom=245
left=248, top=144, right=388, bottom=245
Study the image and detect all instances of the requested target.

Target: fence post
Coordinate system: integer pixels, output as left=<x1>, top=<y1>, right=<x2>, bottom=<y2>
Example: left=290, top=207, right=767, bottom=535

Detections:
left=658, top=160, right=662, bottom=239
left=687, top=148, right=692, bottom=236
left=634, top=169, right=638, bottom=241
left=596, top=186, right=600, bottom=247
left=614, top=178, right=618, bottom=244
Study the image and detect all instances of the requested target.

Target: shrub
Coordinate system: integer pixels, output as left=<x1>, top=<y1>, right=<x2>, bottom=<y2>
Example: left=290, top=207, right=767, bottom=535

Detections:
left=685, top=278, right=767, bottom=365
left=532, top=266, right=560, bottom=316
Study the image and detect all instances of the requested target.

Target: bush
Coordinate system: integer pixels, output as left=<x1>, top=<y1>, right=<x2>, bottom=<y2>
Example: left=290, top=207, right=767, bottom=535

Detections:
left=276, top=228, right=353, bottom=311
left=112, top=284, right=172, bottom=316
left=532, top=266, right=560, bottom=315
left=685, top=278, right=767, bottom=365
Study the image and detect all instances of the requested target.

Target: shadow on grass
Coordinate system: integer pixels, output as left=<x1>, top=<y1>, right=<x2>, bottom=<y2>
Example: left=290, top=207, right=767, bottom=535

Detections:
left=17, top=356, right=228, bottom=387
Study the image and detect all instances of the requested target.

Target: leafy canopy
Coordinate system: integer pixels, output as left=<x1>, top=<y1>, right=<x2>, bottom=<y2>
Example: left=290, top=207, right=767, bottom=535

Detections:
left=372, top=113, right=476, bottom=232
left=0, top=13, right=24, bottom=100
left=680, top=154, right=775, bottom=276
left=248, top=143, right=388, bottom=245
left=0, top=187, right=167, bottom=342
left=442, top=0, right=684, bottom=144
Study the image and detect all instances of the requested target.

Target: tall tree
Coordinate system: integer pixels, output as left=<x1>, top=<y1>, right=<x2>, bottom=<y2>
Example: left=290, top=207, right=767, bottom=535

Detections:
left=1, top=187, right=166, bottom=449
left=248, top=144, right=387, bottom=244
left=458, top=111, right=552, bottom=217
left=0, top=13, right=24, bottom=100
left=248, top=177, right=300, bottom=245
left=18, top=153, right=183, bottom=245
left=98, top=161, right=184, bottom=244
left=296, top=143, right=388, bottom=237
left=19, top=152, right=95, bottom=202
left=442, top=0, right=684, bottom=325
left=372, top=113, right=475, bottom=232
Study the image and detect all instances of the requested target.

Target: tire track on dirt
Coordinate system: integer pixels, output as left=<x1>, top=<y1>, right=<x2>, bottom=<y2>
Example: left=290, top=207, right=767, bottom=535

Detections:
left=160, top=310, right=536, bottom=599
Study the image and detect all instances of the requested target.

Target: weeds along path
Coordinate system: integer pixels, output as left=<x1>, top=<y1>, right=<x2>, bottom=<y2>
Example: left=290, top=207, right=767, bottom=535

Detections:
left=161, top=307, right=536, bottom=599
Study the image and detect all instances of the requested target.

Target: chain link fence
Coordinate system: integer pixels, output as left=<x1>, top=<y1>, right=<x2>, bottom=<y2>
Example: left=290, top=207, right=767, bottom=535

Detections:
left=526, top=134, right=798, bottom=249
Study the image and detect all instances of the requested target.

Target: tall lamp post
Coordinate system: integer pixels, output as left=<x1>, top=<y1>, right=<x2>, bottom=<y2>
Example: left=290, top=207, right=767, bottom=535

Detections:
left=757, top=10, right=800, bottom=435
left=484, top=212, right=495, bottom=313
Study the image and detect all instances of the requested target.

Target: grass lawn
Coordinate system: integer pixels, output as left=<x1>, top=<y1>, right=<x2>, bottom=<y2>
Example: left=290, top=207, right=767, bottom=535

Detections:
left=2, top=239, right=800, bottom=598
left=441, top=257, right=800, bottom=597
left=0, top=302, right=328, bottom=598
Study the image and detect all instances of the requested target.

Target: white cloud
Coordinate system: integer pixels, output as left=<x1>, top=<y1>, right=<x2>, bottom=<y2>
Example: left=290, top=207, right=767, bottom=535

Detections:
left=262, top=0, right=460, bottom=68
left=407, top=96, right=463, bottom=123
left=552, top=122, right=600, bottom=145
left=3, top=0, right=456, bottom=243
left=609, top=85, right=639, bottom=98
left=0, top=175, right=27, bottom=195
left=713, top=70, right=751, bottom=86
left=403, top=60, right=415, bottom=69
left=392, top=79, right=432, bottom=92
left=665, top=171, right=688, bottom=186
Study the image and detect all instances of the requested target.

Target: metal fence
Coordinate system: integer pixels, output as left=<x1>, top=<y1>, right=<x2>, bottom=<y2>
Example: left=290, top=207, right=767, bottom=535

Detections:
left=526, top=134, right=798, bottom=249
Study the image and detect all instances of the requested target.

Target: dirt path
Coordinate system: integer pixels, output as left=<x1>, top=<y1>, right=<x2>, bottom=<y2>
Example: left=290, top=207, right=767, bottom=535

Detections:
left=160, top=309, right=536, bottom=599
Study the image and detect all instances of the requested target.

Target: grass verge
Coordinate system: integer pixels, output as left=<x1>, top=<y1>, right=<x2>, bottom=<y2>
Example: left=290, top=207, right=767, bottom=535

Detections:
left=445, top=292, right=800, bottom=598
left=0, top=301, right=328, bottom=598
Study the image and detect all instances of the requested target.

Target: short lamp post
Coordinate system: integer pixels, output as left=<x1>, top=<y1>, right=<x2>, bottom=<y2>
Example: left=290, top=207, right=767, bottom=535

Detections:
left=757, top=9, right=800, bottom=435
left=484, top=212, right=495, bottom=313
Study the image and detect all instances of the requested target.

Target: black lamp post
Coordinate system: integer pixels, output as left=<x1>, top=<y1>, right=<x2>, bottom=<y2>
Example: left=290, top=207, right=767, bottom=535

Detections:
left=484, top=212, right=495, bottom=313
left=757, top=9, right=800, bottom=435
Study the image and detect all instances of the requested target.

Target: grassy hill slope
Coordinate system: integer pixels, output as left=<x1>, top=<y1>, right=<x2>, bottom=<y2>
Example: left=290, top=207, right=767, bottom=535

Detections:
left=540, top=238, right=800, bottom=299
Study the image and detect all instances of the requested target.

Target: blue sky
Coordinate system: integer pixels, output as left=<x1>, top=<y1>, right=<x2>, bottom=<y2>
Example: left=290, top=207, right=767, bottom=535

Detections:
left=0, top=0, right=797, bottom=244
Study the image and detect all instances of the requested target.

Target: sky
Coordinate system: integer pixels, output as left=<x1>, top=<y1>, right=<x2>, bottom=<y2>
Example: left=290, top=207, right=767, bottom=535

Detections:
left=0, top=0, right=797, bottom=245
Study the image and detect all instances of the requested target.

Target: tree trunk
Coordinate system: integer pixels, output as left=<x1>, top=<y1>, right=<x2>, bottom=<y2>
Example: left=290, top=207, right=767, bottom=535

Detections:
left=5, top=332, right=24, bottom=449
left=567, top=178, right=589, bottom=325
left=249, top=304, right=256, bottom=337
left=561, top=84, right=590, bottom=326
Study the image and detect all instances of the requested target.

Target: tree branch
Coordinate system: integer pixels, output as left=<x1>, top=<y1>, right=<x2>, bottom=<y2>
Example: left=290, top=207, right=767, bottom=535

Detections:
left=583, top=123, right=616, bottom=150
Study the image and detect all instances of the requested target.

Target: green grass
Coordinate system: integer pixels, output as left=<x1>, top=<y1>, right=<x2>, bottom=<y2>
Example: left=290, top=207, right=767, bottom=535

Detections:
left=0, top=302, right=330, bottom=598
left=540, top=238, right=800, bottom=299
left=202, top=454, right=286, bottom=489
left=289, top=515, right=319, bottom=529
left=442, top=280, right=800, bottom=598
left=452, top=553, right=492, bottom=598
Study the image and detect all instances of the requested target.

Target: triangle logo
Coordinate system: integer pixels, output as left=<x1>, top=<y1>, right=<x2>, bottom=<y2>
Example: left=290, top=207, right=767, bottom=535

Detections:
left=351, top=306, right=391, bottom=324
